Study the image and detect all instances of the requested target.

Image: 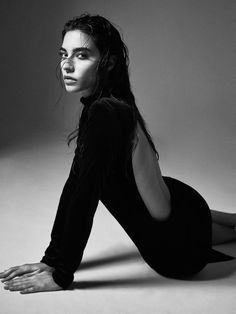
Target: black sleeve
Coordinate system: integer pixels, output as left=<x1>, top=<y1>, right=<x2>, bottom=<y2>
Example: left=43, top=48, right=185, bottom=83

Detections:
left=40, top=101, right=121, bottom=289
left=40, top=165, right=79, bottom=268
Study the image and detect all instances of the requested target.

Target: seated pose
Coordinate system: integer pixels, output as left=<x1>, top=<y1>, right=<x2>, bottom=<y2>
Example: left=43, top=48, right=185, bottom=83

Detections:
left=1, top=13, right=235, bottom=294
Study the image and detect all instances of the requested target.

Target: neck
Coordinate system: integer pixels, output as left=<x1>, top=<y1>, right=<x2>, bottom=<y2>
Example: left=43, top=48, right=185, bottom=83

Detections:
left=80, top=89, right=112, bottom=107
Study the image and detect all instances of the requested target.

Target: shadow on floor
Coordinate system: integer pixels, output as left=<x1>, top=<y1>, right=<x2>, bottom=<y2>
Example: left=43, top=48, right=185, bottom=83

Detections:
left=71, top=246, right=236, bottom=290
left=70, top=276, right=164, bottom=290
left=192, top=259, right=236, bottom=281
left=78, top=250, right=141, bottom=271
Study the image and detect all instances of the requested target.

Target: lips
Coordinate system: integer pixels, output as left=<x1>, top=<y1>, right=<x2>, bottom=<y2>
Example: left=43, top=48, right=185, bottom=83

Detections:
left=63, top=76, right=77, bottom=81
left=63, top=76, right=77, bottom=86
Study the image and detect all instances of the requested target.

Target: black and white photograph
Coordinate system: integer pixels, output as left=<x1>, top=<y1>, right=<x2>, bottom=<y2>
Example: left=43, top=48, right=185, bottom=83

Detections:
left=0, top=0, right=235, bottom=313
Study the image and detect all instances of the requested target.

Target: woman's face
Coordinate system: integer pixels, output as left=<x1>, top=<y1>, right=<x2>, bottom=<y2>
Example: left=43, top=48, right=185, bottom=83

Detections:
left=60, top=30, right=100, bottom=96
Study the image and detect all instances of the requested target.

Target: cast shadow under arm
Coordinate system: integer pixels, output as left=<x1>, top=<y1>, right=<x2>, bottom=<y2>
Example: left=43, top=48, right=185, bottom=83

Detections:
left=70, top=245, right=236, bottom=290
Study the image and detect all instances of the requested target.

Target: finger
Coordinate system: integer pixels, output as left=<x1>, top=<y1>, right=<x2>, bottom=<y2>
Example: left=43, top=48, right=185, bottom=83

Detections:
left=0, top=270, right=8, bottom=278
left=4, top=280, right=32, bottom=292
left=21, top=270, right=41, bottom=278
left=4, top=277, right=32, bottom=287
left=10, top=270, right=40, bottom=284
left=6, top=284, right=28, bottom=292
left=0, top=266, right=19, bottom=278
left=1, top=265, right=31, bottom=282
left=1, top=267, right=20, bottom=281
left=20, top=287, right=36, bottom=294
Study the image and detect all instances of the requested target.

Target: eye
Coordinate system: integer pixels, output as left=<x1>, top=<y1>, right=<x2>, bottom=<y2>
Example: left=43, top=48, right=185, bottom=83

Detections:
left=59, top=51, right=67, bottom=60
left=76, top=52, right=87, bottom=60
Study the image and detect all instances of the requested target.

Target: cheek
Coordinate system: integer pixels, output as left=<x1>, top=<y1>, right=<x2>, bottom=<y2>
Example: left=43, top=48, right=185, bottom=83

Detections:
left=80, top=65, right=97, bottom=84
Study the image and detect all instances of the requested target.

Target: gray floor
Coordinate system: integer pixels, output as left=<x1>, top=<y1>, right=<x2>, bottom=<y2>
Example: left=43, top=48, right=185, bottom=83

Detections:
left=1, top=134, right=236, bottom=314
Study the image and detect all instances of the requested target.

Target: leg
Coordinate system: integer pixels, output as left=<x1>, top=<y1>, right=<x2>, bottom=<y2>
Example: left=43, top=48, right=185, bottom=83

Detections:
left=210, top=209, right=236, bottom=245
left=212, top=222, right=236, bottom=245
left=210, top=209, right=236, bottom=227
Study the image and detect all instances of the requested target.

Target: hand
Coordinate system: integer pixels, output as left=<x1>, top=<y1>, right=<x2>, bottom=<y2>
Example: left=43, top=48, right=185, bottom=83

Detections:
left=3, top=269, right=62, bottom=294
left=0, top=262, right=54, bottom=283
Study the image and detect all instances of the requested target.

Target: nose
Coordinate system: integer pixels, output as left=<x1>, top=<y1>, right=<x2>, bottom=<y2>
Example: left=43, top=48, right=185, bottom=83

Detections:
left=61, top=58, right=74, bottom=72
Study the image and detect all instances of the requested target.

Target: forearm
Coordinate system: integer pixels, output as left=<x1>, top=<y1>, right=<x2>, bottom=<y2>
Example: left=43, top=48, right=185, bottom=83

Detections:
left=40, top=161, right=100, bottom=288
left=51, top=170, right=100, bottom=289
left=40, top=166, right=78, bottom=267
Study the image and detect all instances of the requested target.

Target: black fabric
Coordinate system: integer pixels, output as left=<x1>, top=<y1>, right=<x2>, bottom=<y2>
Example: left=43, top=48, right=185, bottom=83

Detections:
left=40, top=96, right=234, bottom=289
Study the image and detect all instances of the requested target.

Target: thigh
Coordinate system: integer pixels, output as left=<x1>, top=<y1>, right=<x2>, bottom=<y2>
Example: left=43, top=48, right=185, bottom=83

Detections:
left=164, top=176, right=212, bottom=258
left=163, top=176, right=212, bottom=227
left=140, top=176, right=212, bottom=277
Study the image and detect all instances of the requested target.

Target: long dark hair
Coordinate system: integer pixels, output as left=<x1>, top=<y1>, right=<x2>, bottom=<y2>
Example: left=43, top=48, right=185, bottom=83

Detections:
left=61, top=13, right=159, bottom=176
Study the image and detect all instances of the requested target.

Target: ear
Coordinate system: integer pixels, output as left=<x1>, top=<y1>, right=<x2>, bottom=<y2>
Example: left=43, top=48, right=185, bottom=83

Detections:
left=107, top=55, right=117, bottom=71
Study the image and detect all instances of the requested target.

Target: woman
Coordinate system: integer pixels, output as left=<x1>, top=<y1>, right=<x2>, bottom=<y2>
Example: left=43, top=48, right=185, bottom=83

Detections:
left=0, top=13, right=235, bottom=294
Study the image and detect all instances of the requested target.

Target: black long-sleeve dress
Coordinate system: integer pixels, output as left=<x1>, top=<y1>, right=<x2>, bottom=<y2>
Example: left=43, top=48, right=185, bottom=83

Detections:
left=40, top=95, right=234, bottom=289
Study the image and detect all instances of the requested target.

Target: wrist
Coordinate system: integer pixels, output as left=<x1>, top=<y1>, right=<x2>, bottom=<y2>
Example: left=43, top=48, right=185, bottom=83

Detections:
left=40, top=256, right=58, bottom=269
left=52, top=268, right=74, bottom=290
left=41, top=263, right=55, bottom=272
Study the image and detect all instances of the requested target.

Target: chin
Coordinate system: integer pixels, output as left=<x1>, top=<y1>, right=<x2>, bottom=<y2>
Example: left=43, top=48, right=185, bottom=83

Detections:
left=65, top=86, right=81, bottom=93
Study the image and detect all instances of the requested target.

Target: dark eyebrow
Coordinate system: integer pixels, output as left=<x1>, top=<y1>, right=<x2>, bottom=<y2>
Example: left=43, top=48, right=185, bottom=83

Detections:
left=59, top=47, right=91, bottom=53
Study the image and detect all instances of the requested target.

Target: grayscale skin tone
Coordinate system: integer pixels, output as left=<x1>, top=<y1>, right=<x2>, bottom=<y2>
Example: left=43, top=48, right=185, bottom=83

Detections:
left=1, top=29, right=236, bottom=294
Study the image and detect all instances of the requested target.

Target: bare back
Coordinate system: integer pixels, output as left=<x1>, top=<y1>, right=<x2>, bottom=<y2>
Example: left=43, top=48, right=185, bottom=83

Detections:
left=132, top=122, right=171, bottom=220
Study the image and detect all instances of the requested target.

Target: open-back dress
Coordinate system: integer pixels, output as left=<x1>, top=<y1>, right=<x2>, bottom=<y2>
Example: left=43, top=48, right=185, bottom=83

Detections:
left=40, top=95, right=234, bottom=289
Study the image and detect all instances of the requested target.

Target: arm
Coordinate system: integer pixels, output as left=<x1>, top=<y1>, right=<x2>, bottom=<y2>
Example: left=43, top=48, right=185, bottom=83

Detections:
left=40, top=106, right=90, bottom=268
left=41, top=101, right=121, bottom=289
left=40, top=166, right=80, bottom=269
